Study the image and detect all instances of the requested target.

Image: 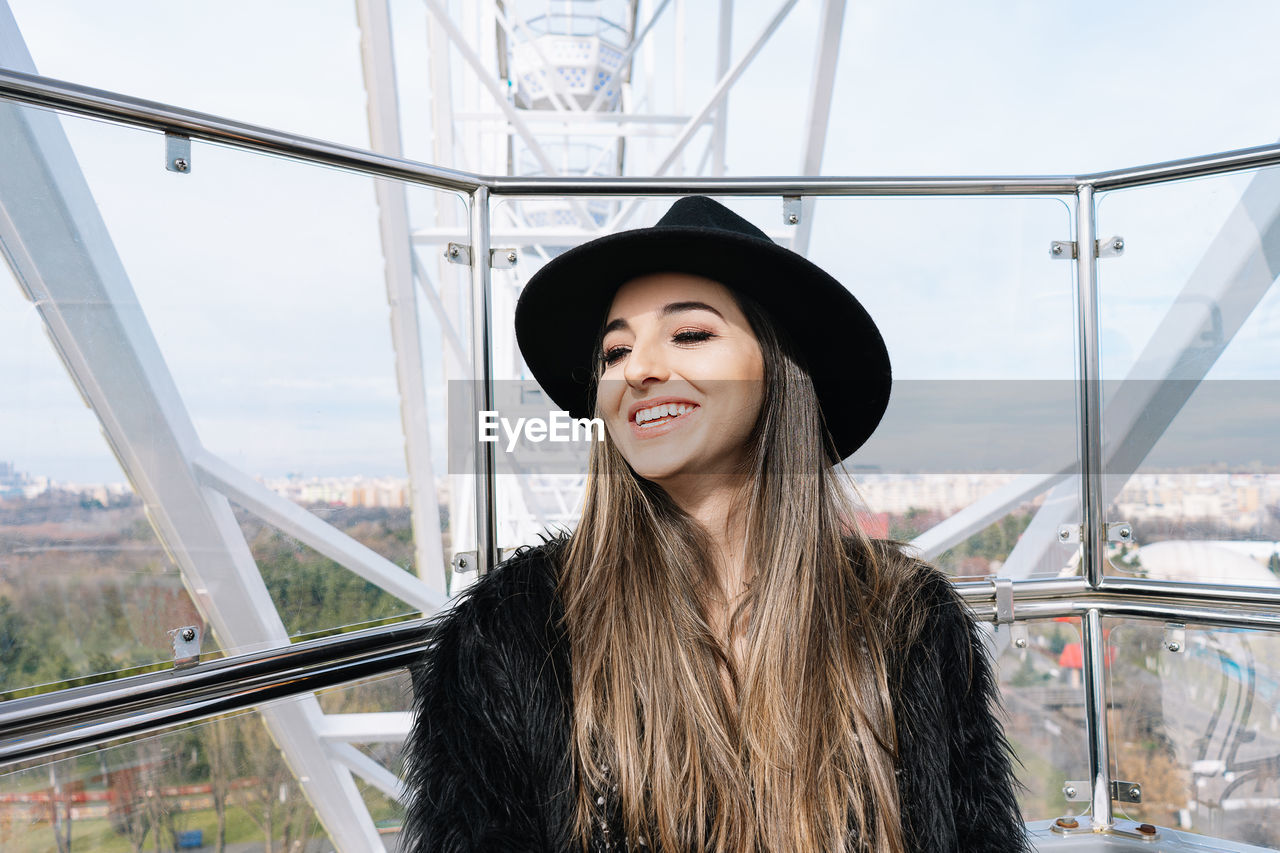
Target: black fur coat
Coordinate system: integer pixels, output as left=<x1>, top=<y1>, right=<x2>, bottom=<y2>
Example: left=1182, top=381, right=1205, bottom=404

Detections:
left=402, top=537, right=1029, bottom=852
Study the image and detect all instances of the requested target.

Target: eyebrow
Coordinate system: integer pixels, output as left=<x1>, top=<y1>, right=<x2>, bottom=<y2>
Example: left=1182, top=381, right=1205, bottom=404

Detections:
left=602, top=301, right=725, bottom=335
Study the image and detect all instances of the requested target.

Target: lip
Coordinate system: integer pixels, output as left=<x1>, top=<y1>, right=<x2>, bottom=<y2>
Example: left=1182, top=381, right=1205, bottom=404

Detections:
left=625, top=396, right=701, bottom=440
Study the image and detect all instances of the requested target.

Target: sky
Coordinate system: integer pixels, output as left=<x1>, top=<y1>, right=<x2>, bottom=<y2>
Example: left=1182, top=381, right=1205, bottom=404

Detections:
left=3, top=0, right=1280, bottom=484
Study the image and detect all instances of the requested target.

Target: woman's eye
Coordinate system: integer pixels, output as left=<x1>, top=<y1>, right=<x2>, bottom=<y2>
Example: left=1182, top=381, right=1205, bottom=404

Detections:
left=601, top=346, right=630, bottom=366
left=673, top=329, right=715, bottom=344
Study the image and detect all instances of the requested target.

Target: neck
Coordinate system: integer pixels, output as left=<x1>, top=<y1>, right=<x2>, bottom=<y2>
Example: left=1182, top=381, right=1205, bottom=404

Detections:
left=657, top=472, right=751, bottom=601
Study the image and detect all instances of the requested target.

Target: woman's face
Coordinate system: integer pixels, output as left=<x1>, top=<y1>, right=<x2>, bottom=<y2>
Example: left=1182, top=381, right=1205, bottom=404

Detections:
left=597, top=273, right=765, bottom=485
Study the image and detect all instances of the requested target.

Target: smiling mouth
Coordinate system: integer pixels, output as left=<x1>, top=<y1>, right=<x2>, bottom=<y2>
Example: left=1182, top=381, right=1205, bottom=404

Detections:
left=633, top=402, right=697, bottom=428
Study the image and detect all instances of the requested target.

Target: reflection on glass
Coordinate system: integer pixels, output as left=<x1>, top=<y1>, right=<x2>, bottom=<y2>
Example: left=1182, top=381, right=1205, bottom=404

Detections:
left=1109, top=621, right=1280, bottom=846
left=1099, top=168, right=1280, bottom=586
left=995, top=618, right=1089, bottom=821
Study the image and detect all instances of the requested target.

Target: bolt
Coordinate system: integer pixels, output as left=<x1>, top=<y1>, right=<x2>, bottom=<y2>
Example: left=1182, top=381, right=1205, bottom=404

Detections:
left=1166, top=641, right=1181, bottom=653
left=1055, top=817, right=1079, bottom=829
left=1128, top=785, right=1142, bottom=799
left=1137, top=824, right=1156, bottom=836
left=181, top=628, right=196, bottom=642
left=787, top=213, right=799, bottom=224
left=507, top=251, right=518, bottom=264
left=173, top=158, right=189, bottom=172
left=1063, top=785, right=1077, bottom=799
left=1015, top=637, right=1027, bottom=649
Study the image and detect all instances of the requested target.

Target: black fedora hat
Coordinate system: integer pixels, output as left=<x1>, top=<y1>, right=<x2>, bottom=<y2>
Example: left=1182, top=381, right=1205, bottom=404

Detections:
left=514, top=196, right=891, bottom=462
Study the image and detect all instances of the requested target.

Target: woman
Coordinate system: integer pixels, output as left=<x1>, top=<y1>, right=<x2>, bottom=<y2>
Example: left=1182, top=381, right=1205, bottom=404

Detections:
left=403, top=197, right=1028, bottom=852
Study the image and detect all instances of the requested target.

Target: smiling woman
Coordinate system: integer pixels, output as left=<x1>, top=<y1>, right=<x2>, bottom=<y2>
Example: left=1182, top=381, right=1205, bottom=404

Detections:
left=402, top=197, right=1029, bottom=853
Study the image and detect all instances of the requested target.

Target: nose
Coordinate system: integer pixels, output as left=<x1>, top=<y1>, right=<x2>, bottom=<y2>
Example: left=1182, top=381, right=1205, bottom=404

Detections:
left=622, top=333, right=669, bottom=389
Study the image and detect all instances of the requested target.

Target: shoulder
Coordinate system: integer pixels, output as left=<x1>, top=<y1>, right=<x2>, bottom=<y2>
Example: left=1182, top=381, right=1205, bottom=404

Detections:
left=429, top=533, right=567, bottom=637
left=410, top=532, right=570, bottom=694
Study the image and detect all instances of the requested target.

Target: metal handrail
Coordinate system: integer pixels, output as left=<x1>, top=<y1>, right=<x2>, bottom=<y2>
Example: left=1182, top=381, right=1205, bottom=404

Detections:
left=0, top=616, right=431, bottom=766
left=5, top=68, right=1280, bottom=195
left=4, top=576, right=1280, bottom=767
left=0, top=68, right=482, bottom=192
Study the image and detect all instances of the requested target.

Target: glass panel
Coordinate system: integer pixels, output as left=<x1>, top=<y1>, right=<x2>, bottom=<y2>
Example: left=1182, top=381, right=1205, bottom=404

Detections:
left=0, top=99, right=473, bottom=697
left=0, top=669, right=409, bottom=852
left=1098, top=168, right=1280, bottom=586
left=997, top=618, right=1090, bottom=822
left=1108, top=620, right=1280, bottom=847
left=488, top=194, right=1081, bottom=579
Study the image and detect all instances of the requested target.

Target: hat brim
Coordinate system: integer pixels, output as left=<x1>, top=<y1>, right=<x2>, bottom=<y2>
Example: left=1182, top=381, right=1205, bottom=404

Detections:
left=514, top=224, right=891, bottom=462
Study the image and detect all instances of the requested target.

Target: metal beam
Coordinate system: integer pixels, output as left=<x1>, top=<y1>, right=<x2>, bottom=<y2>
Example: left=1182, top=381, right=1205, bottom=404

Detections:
left=192, top=452, right=444, bottom=614
left=420, top=0, right=595, bottom=227
left=356, top=0, right=450, bottom=603
left=791, top=0, right=847, bottom=256
left=605, top=0, right=803, bottom=231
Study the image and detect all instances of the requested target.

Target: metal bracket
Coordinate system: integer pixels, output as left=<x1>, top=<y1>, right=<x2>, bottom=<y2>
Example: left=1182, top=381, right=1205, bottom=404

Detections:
left=168, top=625, right=200, bottom=669
left=451, top=550, right=477, bottom=573
left=490, top=248, right=518, bottom=269
left=444, top=242, right=472, bottom=266
left=1062, top=780, right=1142, bottom=803
left=1163, top=622, right=1186, bottom=653
left=1098, top=235, right=1125, bottom=257
left=993, top=576, right=1014, bottom=624
left=991, top=576, right=1028, bottom=648
left=1107, top=521, right=1133, bottom=542
left=1050, top=816, right=1159, bottom=839
left=165, top=133, right=191, bottom=174
left=1050, top=236, right=1125, bottom=259
left=782, top=196, right=802, bottom=226
left=1058, top=522, right=1131, bottom=544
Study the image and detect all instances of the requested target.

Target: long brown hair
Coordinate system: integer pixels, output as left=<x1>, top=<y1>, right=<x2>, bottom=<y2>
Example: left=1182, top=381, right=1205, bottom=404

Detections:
left=559, top=290, right=929, bottom=852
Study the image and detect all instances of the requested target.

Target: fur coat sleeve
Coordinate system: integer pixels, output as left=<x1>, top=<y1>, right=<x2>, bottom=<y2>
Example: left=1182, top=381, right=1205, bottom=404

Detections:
left=893, top=566, right=1031, bottom=852
left=401, top=540, right=1029, bottom=852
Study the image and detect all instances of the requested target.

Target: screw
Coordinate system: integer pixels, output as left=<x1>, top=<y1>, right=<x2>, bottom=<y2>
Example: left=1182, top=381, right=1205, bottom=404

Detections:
left=1052, top=244, right=1064, bottom=256
left=1113, top=239, right=1124, bottom=251
left=1166, top=641, right=1181, bottom=653
left=1015, top=636, right=1027, bottom=648
left=181, top=628, right=196, bottom=642
left=172, top=158, right=189, bottom=172
left=507, top=251, right=518, bottom=264
left=1058, top=528, right=1071, bottom=542
left=1119, top=525, right=1132, bottom=540
left=1137, top=824, right=1156, bottom=836
left=1128, top=785, right=1142, bottom=799
left=1055, top=817, right=1079, bottom=829
left=1063, top=785, right=1077, bottom=799
left=448, top=246, right=459, bottom=258
left=787, top=213, right=799, bottom=224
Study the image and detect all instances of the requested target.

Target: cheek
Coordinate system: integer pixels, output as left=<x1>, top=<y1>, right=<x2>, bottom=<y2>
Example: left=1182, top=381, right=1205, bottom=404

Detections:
left=594, top=377, right=625, bottom=419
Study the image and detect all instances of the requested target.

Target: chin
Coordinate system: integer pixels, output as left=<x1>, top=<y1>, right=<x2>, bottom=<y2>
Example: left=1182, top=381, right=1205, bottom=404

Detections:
left=628, top=458, right=694, bottom=484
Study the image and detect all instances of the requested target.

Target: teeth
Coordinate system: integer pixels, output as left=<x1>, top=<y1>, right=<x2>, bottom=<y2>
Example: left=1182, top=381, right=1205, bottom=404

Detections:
left=635, top=403, right=694, bottom=424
